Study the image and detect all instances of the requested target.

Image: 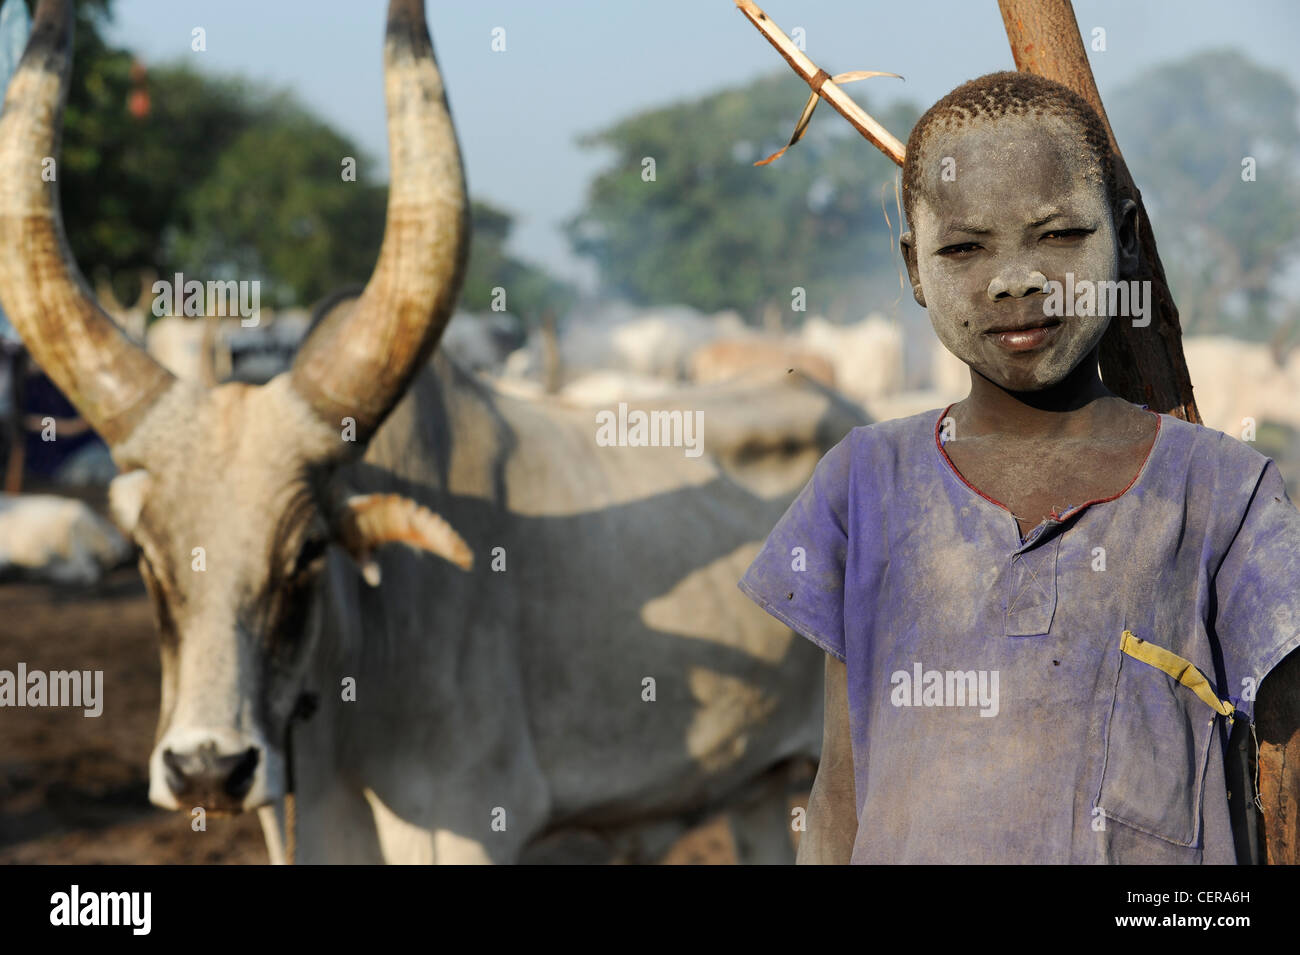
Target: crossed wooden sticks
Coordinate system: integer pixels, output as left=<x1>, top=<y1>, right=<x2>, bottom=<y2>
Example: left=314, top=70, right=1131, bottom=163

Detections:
left=736, top=0, right=1202, bottom=427
left=735, top=0, right=906, bottom=167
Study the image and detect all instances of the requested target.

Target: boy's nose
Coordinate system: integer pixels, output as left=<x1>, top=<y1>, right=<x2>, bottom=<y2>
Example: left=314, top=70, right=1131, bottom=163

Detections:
left=987, top=269, right=1048, bottom=300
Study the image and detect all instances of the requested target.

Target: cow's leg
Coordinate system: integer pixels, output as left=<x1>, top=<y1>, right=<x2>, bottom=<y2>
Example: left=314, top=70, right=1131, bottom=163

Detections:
left=361, top=787, right=439, bottom=863
left=354, top=741, right=552, bottom=864
left=289, top=770, right=516, bottom=864
left=292, top=780, right=387, bottom=864
left=354, top=786, right=548, bottom=864
left=360, top=786, right=518, bottom=864
left=257, top=795, right=381, bottom=865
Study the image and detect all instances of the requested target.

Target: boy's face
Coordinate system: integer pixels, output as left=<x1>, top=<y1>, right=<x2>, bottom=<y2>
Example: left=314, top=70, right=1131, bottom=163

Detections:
left=900, top=114, right=1136, bottom=393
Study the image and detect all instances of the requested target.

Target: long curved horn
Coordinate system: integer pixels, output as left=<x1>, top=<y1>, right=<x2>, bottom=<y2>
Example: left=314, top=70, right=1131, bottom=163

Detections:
left=291, top=0, right=470, bottom=448
left=0, top=0, right=174, bottom=447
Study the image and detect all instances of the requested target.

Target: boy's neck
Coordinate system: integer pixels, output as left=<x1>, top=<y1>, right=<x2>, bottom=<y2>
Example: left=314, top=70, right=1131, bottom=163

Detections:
left=956, top=346, right=1117, bottom=440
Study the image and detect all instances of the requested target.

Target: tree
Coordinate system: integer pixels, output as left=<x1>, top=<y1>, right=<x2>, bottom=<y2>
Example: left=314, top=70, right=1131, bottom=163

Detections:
left=69, top=65, right=275, bottom=305
left=43, top=0, right=571, bottom=320
left=39, top=0, right=280, bottom=307
left=1108, top=50, right=1300, bottom=342
left=164, top=97, right=388, bottom=308
left=565, top=71, right=918, bottom=325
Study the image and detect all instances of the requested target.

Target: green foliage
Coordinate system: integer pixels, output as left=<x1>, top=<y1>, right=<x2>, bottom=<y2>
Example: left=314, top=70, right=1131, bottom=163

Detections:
left=564, top=71, right=918, bottom=324
left=60, top=36, right=388, bottom=311
left=49, top=0, right=338, bottom=306
left=165, top=98, right=387, bottom=308
left=1110, top=50, right=1300, bottom=340
left=53, top=0, right=159, bottom=296
left=47, top=0, right=570, bottom=321
left=65, top=63, right=264, bottom=304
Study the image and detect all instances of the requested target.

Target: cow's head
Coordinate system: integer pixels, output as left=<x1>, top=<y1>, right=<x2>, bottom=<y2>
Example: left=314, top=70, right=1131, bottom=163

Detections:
left=0, top=0, right=471, bottom=812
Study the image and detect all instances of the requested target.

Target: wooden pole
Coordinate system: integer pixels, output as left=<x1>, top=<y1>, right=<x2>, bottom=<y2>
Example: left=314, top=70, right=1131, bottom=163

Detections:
left=999, top=0, right=1199, bottom=423
left=1003, top=0, right=1300, bottom=866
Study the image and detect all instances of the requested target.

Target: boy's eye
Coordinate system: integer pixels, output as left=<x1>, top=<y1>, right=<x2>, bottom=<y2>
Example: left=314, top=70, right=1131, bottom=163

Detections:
left=1041, top=228, right=1094, bottom=242
left=936, top=242, right=980, bottom=257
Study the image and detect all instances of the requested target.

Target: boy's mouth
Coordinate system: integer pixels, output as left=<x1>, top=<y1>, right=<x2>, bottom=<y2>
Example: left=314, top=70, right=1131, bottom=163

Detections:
left=983, top=318, right=1062, bottom=352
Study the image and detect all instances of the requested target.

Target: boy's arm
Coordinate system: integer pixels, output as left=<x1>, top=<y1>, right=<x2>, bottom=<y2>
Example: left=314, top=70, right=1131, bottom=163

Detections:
left=797, top=654, right=858, bottom=864
left=1255, top=646, right=1300, bottom=864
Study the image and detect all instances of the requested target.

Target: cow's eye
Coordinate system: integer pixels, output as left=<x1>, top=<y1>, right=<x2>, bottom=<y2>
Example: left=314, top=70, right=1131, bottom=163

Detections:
left=292, top=537, right=329, bottom=577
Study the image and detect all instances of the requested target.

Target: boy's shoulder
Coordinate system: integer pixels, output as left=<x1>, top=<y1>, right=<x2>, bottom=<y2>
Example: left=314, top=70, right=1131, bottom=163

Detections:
left=808, top=408, right=948, bottom=504
left=1153, top=412, right=1277, bottom=487
left=820, top=406, right=948, bottom=473
left=833, top=406, right=944, bottom=453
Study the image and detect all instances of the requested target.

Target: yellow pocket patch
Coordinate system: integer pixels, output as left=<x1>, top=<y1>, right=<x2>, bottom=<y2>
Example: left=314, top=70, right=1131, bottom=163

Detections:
left=1119, top=630, right=1235, bottom=719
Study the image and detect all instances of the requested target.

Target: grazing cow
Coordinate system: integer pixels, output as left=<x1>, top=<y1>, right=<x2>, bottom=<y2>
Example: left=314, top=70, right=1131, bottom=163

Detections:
left=0, top=0, right=864, bottom=862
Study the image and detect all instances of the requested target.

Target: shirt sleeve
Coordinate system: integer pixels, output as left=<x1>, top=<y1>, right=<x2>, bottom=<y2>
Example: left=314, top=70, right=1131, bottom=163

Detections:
left=1212, top=458, right=1300, bottom=723
left=737, top=430, right=855, bottom=662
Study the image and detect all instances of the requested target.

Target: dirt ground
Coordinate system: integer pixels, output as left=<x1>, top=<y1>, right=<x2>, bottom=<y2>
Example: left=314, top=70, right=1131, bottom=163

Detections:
left=0, top=557, right=809, bottom=865
left=0, top=565, right=272, bottom=864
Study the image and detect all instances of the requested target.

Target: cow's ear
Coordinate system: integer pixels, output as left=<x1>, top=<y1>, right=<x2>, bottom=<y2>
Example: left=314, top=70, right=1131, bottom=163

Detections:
left=107, top=469, right=152, bottom=535
left=334, top=493, right=472, bottom=586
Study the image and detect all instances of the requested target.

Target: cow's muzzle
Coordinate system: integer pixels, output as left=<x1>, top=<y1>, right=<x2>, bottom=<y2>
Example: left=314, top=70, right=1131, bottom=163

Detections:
left=149, top=728, right=281, bottom=813
left=162, top=743, right=259, bottom=810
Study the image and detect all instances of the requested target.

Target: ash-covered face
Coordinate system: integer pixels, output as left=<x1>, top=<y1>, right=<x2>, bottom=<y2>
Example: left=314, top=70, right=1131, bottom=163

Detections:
left=901, top=113, right=1137, bottom=392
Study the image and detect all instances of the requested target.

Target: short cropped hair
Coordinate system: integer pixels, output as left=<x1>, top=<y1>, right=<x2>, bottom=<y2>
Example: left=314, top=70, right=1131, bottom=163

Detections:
left=901, top=71, right=1121, bottom=227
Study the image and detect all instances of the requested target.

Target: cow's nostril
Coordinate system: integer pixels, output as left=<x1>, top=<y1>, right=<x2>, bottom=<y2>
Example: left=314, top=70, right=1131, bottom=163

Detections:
left=161, top=744, right=260, bottom=804
left=162, top=748, right=191, bottom=796
left=223, top=747, right=260, bottom=799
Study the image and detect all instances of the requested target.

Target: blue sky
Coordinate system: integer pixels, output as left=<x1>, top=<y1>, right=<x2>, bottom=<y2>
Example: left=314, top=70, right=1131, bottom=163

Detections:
left=103, top=1, right=1300, bottom=291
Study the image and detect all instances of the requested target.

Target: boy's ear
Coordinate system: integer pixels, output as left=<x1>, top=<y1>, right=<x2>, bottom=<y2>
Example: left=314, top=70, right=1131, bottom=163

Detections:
left=1115, top=198, right=1140, bottom=279
left=899, top=231, right=926, bottom=307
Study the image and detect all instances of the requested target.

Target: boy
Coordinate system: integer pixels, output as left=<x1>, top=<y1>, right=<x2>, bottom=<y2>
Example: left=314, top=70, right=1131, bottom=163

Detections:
left=738, top=71, right=1300, bottom=864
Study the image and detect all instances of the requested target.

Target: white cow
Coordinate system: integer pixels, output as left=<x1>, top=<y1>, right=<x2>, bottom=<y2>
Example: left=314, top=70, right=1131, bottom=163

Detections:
left=0, top=492, right=131, bottom=585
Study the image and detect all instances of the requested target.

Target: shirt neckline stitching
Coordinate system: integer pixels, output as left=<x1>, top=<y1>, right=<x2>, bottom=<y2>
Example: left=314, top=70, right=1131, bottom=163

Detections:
left=931, top=402, right=1165, bottom=531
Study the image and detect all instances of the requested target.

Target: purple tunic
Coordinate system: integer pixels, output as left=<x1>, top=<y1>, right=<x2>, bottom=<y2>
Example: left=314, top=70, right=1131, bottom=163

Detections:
left=738, top=404, right=1300, bottom=863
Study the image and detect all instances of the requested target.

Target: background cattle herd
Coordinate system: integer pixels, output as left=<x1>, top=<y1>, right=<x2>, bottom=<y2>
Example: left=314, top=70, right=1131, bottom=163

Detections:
left=6, top=303, right=1300, bottom=589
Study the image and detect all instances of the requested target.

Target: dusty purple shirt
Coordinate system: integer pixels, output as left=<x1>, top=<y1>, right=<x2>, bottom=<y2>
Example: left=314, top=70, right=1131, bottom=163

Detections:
left=739, top=404, right=1300, bottom=863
